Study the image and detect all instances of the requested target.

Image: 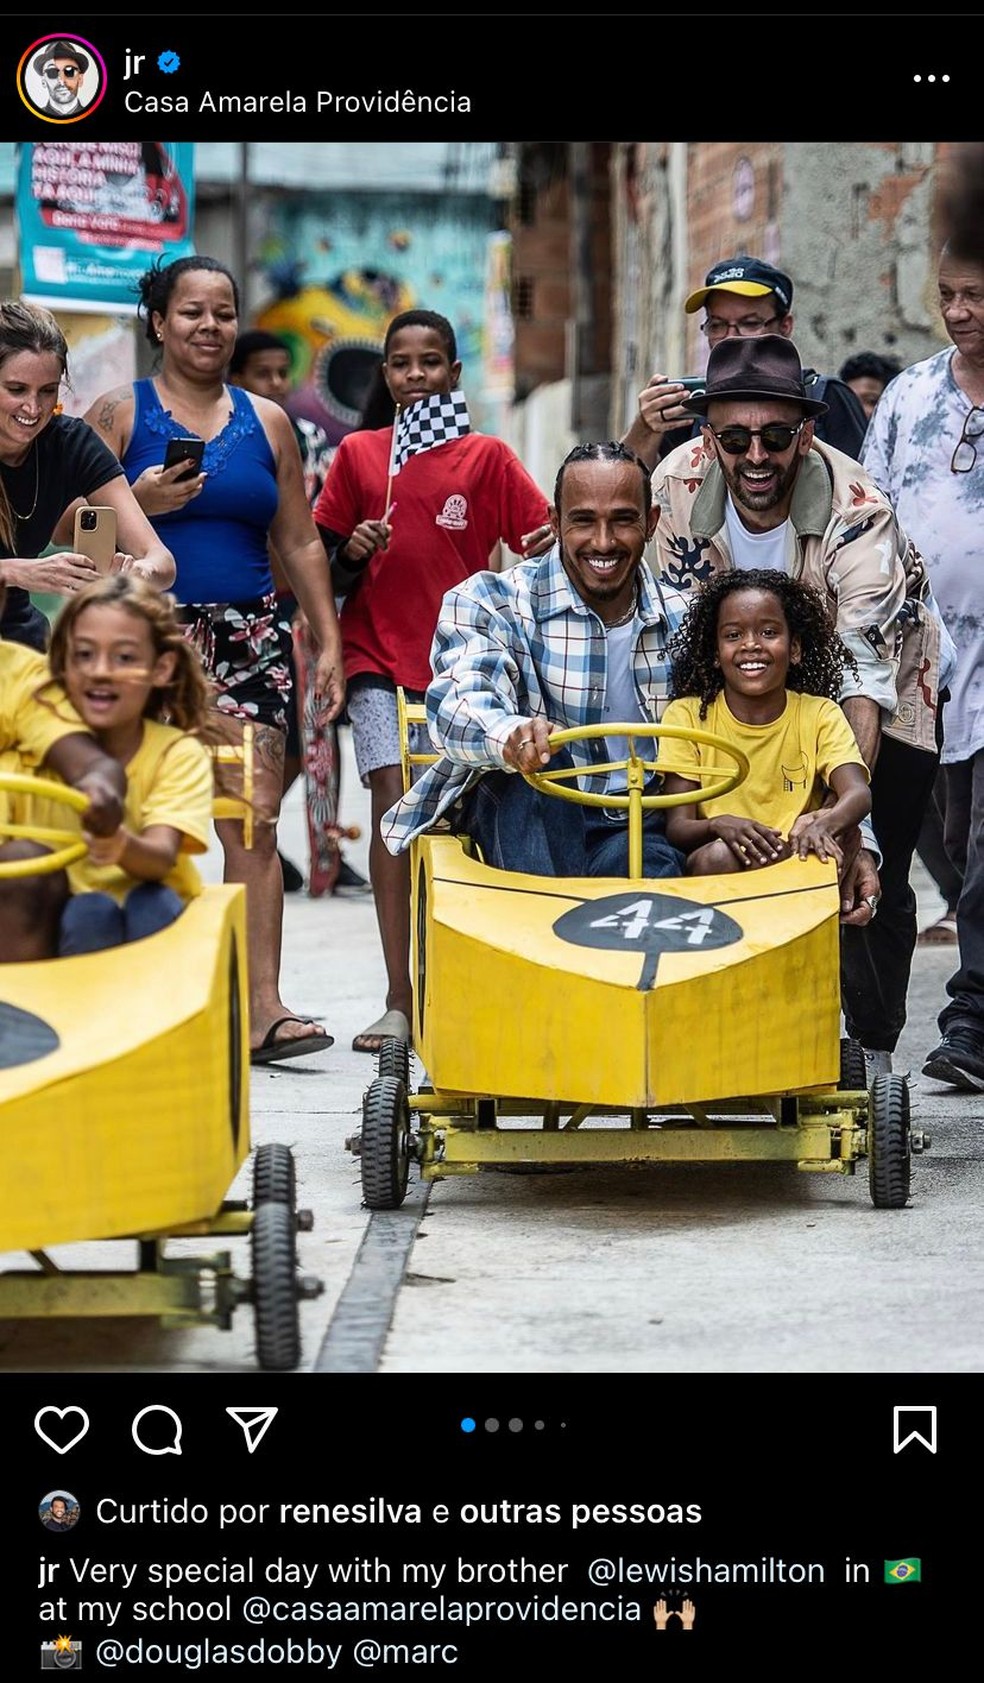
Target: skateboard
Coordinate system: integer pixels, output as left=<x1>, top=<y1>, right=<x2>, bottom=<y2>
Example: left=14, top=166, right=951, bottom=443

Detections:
left=292, top=615, right=355, bottom=898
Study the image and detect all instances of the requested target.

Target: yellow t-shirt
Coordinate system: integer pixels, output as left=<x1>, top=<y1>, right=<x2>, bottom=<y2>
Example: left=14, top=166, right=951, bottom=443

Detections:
left=32, top=719, right=214, bottom=904
left=0, top=644, right=85, bottom=826
left=659, top=690, right=869, bottom=833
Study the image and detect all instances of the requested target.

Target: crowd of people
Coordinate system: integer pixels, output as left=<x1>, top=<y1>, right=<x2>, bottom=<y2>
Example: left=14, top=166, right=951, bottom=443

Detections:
left=1, top=217, right=981, bottom=1098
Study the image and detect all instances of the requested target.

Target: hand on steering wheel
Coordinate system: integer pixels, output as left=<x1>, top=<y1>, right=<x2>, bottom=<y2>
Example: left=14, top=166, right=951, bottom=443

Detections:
left=521, top=721, right=749, bottom=810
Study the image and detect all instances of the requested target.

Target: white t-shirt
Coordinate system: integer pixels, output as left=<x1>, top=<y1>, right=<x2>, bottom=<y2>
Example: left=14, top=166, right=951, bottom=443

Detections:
left=724, top=496, right=790, bottom=572
left=600, top=618, right=646, bottom=795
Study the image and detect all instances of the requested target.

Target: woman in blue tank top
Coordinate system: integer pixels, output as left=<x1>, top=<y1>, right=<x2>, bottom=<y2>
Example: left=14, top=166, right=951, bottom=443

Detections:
left=83, top=256, right=344, bottom=1065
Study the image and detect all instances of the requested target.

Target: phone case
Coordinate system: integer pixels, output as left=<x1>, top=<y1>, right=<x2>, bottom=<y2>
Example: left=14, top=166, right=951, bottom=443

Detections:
left=73, top=507, right=118, bottom=575
left=164, top=438, right=205, bottom=480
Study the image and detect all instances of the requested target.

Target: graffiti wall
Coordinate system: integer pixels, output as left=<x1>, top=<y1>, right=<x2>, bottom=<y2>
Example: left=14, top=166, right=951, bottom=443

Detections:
left=252, top=190, right=501, bottom=444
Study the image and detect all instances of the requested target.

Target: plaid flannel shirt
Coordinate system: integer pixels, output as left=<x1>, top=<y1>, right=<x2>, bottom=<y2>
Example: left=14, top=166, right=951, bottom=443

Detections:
left=381, top=544, right=689, bottom=854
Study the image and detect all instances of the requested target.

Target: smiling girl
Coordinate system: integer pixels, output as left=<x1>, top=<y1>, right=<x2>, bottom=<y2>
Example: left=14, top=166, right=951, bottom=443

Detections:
left=41, top=574, right=216, bottom=953
left=660, top=568, right=871, bottom=877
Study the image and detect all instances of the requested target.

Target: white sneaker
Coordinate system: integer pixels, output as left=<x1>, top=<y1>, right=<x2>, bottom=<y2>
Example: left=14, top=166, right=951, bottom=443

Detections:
left=863, top=1047, right=893, bottom=1081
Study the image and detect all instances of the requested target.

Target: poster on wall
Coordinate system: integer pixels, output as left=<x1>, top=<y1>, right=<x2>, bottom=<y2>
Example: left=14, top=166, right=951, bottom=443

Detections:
left=15, top=139, right=196, bottom=312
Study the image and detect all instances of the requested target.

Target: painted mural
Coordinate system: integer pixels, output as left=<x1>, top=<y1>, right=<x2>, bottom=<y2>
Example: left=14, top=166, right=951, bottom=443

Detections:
left=252, top=191, right=501, bottom=444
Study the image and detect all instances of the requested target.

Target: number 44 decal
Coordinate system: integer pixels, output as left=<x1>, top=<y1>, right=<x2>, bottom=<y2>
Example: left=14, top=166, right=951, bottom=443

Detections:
left=553, top=891, right=743, bottom=989
left=591, top=900, right=719, bottom=945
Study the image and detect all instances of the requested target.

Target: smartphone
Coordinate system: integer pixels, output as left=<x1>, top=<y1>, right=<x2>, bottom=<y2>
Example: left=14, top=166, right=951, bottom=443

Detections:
left=163, top=436, right=205, bottom=481
left=72, top=505, right=118, bottom=575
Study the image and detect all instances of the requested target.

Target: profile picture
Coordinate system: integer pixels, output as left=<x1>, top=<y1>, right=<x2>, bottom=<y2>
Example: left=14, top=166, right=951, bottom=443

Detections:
left=39, top=1490, right=80, bottom=1532
left=18, top=36, right=106, bottom=124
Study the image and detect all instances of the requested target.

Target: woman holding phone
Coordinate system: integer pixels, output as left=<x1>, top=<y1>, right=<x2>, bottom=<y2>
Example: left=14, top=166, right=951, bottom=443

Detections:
left=83, top=254, right=345, bottom=1065
left=0, top=298, right=175, bottom=653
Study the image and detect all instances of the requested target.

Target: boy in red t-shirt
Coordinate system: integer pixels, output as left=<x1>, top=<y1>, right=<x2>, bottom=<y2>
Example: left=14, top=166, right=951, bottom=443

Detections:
left=314, top=309, right=552, bottom=1052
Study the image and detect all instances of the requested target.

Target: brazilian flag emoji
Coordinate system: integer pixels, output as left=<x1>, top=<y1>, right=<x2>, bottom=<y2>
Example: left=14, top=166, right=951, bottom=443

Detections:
left=884, top=1558, right=921, bottom=1583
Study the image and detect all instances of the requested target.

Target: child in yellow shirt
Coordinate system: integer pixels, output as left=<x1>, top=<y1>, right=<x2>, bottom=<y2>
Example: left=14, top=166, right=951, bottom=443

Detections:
left=39, top=575, right=216, bottom=952
left=660, top=569, right=871, bottom=877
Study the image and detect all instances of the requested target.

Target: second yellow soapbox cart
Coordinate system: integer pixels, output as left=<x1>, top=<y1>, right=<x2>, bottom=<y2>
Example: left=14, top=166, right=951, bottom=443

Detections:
left=350, top=704, right=928, bottom=1211
left=0, top=743, right=322, bottom=1370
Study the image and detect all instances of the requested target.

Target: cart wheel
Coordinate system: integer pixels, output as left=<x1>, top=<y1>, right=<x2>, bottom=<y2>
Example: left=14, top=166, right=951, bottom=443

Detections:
left=377, top=1035, right=411, bottom=1088
left=361, top=1075, right=411, bottom=1210
left=251, top=1201, right=301, bottom=1370
left=868, top=1073, right=911, bottom=1209
left=839, top=1035, right=868, bottom=1090
left=252, top=1141, right=297, bottom=1207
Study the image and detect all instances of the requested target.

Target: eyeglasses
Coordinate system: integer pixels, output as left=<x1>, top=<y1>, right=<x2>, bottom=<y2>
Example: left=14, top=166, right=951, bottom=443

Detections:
left=701, top=315, right=781, bottom=340
left=950, top=405, right=984, bottom=473
left=44, top=65, right=81, bottom=80
left=710, top=422, right=804, bottom=455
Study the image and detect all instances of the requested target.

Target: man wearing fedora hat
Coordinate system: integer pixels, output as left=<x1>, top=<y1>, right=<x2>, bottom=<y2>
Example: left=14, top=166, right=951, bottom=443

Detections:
left=652, top=333, right=954, bottom=1079
left=30, top=41, right=91, bottom=119
left=624, top=256, right=867, bottom=471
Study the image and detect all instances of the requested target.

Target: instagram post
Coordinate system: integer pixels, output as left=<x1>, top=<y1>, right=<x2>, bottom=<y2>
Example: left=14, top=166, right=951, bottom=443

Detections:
left=0, top=13, right=980, bottom=1665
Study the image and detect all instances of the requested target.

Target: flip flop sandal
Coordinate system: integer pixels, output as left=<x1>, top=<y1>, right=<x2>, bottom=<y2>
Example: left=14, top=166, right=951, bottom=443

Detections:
left=917, top=916, right=958, bottom=946
left=352, top=1008, right=411, bottom=1054
left=251, top=1016, right=334, bottom=1065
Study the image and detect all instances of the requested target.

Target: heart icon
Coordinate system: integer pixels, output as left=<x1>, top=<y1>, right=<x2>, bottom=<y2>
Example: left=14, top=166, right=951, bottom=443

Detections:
left=34, top=1405, right=90, bottom=1454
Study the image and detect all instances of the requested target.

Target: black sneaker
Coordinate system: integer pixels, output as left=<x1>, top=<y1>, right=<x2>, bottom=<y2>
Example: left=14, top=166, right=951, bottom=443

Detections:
left=278, top=850, right=305, bottom=893
left=922, top=1029, right=984, bottom=1090
left=333, top=857, right=372, bottom=897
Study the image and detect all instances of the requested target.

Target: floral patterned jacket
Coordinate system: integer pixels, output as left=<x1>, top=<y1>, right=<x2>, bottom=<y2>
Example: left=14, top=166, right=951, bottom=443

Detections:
left=652, top=435, right=953, bottom=755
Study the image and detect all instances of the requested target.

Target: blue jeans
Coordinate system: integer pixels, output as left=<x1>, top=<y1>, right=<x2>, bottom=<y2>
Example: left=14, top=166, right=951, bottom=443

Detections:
left=59, top=884, right=185, bottom=956
left=459, top=768, right=685, bottom=879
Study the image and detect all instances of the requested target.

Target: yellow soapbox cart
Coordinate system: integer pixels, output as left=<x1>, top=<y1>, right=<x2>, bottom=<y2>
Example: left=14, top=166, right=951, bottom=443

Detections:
left=351, top=701, right=928, bottom=1211
left=0, top=740, right=322, bottom=1370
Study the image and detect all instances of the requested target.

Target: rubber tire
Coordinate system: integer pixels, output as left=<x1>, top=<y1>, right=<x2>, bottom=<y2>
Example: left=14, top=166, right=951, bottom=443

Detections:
left=868, top=1073, right=911, bottom=1209
left=252, top=1141, right=297, bottom=1207
left=378, top=1036, right=411, bottom=1089
left=839, top=1036, right=868, bottom=1090
left=251, top=1201, right=301, bottom=1370
left=361, top=1075, right=411, bottom=1210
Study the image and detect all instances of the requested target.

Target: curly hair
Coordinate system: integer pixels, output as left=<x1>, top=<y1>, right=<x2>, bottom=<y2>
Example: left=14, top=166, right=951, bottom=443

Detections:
left=46, top=574, right=218, bottom=736
left=667, top=568, right=858, bottom=717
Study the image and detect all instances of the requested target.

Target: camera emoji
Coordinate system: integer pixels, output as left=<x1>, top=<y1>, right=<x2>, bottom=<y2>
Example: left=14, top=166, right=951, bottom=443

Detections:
left=41, top=1637, right=81, bottom=1669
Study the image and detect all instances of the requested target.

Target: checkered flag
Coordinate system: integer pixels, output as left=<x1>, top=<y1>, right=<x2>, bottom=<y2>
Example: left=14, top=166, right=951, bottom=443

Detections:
left=389, top=390, right=471, bottom=476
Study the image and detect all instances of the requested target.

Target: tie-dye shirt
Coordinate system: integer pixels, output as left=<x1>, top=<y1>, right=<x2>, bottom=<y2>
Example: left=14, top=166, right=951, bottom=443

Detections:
left=862, top=347, right=982, bottom=762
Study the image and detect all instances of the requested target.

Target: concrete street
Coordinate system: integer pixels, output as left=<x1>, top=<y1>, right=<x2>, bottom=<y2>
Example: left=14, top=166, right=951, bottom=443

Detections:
left=1, top=731, right=981, bottom=1376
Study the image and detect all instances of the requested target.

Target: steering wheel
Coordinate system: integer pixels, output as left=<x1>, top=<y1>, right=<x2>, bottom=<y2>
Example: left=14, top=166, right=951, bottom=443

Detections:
left=521, top=721, right=749, bottom=880
left=0, top=771, right=90, bottom=879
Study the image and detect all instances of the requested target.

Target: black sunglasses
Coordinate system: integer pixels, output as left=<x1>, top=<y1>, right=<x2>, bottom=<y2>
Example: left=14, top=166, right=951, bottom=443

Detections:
left=710, top=422, right=804, bottom=455
left=44, top=65, right=81, bottom=79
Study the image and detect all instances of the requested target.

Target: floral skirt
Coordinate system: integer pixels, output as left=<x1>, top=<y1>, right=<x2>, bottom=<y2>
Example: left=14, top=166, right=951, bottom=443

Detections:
left=179, top=593, right=293, bottom=731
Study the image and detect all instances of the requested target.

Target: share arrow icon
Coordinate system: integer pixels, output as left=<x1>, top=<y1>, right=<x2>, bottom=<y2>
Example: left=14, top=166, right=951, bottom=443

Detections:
left=226, top=1407, right=278, bottom=1453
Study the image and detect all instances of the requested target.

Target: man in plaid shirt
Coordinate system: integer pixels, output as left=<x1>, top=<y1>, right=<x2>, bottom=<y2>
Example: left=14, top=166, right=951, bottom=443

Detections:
left=382, top=442, right=691, bottom=876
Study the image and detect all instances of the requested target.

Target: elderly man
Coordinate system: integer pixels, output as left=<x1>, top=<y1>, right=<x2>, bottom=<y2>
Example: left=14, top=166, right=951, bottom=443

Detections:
left=30, top=40, right=91, bottom=119
left=862, top=241, right=984, bottom=1089
left=651, top=335, right=950, bottom=1078
left=625, top=256, right=867, bottom=470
